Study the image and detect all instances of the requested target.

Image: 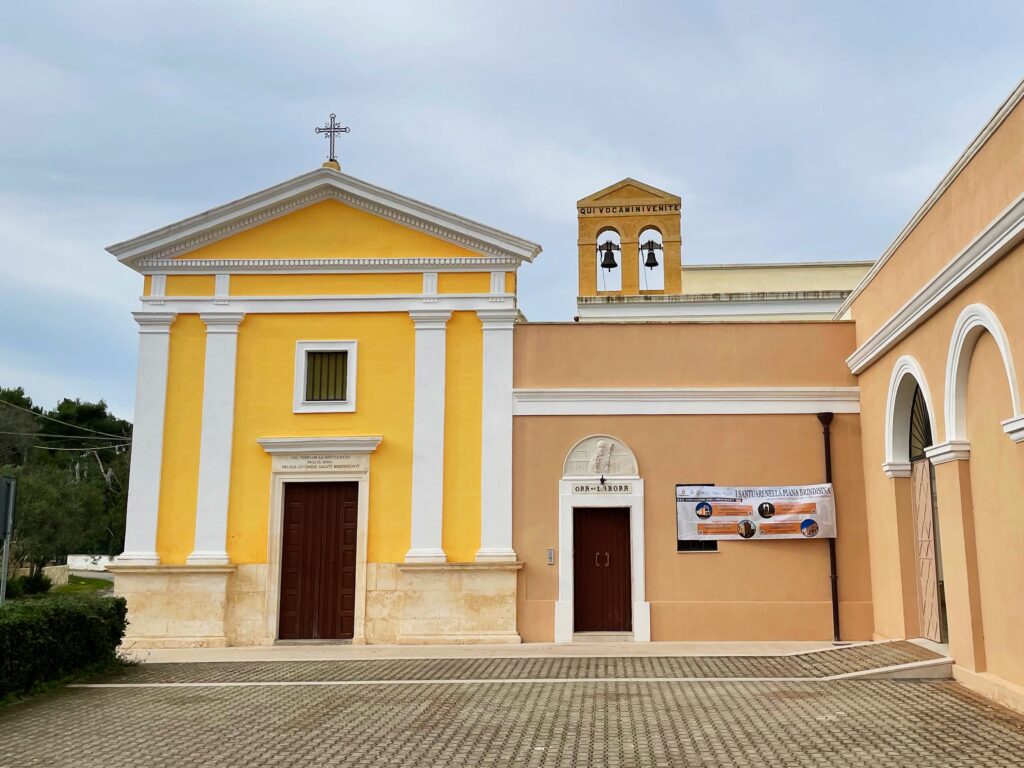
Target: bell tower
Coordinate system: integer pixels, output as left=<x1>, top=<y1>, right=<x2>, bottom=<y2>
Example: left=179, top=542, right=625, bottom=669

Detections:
left=576, top=178, right=682, bottom=299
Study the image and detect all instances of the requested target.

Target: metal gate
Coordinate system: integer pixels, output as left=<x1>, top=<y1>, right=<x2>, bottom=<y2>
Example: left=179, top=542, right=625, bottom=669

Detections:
left=911, top=459, right=942, bottom=642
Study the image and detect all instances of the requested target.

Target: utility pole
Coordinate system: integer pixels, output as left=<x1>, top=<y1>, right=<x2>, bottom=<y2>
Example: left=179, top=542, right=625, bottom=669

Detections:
left=0, top=476, right=15, bottom=607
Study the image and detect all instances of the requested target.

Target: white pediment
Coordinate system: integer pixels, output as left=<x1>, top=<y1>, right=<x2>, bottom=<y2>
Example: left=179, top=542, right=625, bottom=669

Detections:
left=107, top=167, right=542, bottom=269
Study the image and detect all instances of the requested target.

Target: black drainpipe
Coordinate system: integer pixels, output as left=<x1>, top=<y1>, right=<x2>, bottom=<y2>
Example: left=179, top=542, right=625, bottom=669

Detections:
left=817, top=412, right=841, bottom=643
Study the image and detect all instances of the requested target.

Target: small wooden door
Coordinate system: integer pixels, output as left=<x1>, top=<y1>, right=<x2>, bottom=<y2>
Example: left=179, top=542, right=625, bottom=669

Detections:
left=911, top=460, right=942, bottom=642
left=573, top=507, right=632, bottom=632
left=278, top=482, right=358, bottom=640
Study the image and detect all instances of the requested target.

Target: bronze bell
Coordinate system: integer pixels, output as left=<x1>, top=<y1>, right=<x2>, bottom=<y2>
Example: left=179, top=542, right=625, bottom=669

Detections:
left=599, top=241, right=618, bottom=271
left=644, top=241, right=659, bottom=269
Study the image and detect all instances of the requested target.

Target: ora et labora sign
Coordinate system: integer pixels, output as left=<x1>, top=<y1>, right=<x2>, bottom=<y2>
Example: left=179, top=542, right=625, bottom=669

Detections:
left=676, top=484, right=836, bottom=541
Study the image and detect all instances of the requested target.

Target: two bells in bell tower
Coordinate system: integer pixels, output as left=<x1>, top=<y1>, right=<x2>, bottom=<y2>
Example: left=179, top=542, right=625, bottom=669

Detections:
left=576, top=178, right=683, bottom=298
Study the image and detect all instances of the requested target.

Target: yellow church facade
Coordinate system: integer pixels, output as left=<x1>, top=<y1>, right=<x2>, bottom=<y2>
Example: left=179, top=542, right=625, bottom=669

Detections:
left=108, top=170, right=540, bottom=645
left=110, top=77, right=1024, bottom=714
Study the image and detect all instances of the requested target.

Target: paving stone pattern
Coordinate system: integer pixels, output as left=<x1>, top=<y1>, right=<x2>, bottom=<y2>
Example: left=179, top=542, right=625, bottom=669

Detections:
left=102, top=642, right=938, bottom=684
left=2, top=677, right=1024, bottom=767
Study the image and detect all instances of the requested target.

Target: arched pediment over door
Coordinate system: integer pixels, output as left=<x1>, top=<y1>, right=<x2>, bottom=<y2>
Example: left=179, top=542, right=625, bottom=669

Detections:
left=563, top=434, right=639, bottom=479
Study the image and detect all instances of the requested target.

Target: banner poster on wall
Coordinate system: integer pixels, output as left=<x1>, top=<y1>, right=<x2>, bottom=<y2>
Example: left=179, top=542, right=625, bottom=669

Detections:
left=676, top=484, right=837, bottom=541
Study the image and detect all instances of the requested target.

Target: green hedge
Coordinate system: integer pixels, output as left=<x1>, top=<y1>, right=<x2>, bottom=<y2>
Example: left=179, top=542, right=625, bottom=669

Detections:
left=0, top=596, right=127, bottom=699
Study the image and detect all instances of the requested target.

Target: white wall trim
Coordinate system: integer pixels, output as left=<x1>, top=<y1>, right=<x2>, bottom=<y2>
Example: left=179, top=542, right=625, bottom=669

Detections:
left=107, top=167, right=542, bottom=266
left=188, top=312, right=245, bottom=566
left=944, top=303, right=1023, bottom=443
left=214, top=274, right=230, bottom=304
left=555, top=477, right=649, bottom=643
left=925, top=440, right=972, bottom=465
left=292, top=340, right=358, bottom=414
left=577, top=295, right=847, bottom=321
left=259, top=442, right=378, bottom=644
left=150, top=273, right=167, bottom=300
left=476, top=308, right=518, bottom=562
left=135, top=257, right=521, bottom=274
left=118, top=311, right=176, bottom=566
left=513, top=387, right=860, bottom=416
left=139, top=294, right=515, bottom=315
left=837, top=76, right=1024, bottom=317
left=406, top=309, right=451, bottom=563
left=846, top=194, right=1024, bottom=374
left=884, top=355, right=937, bottom=468
left=257, top=436, right=383, bottom=454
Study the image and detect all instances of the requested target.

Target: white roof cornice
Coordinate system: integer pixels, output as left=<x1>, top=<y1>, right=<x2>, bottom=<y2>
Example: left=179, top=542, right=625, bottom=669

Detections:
left=107, top=167, right=542, bottom=269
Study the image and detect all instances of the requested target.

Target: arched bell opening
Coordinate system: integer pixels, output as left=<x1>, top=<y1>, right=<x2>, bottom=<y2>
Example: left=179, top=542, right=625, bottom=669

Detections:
left=595, top=228, right=622, bottom=292
left=637, top=226, right=665, bottom=291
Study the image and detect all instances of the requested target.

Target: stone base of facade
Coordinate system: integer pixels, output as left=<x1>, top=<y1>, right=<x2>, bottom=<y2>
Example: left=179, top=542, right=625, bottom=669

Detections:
left=365, top=562, right=523, bottom=645
left=110, top=564, right=236, bottom=648
left=112, top=560, right=523, bottom=647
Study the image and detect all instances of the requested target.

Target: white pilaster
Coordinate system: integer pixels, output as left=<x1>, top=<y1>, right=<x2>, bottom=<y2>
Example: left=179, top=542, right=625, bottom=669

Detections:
left=476, top=308, right=518, bottom=562
left=405, top=310, right=451, bottom=563
left=188, top=312, right=245, bottom=566
left=119, top=312, right=176, bottom=565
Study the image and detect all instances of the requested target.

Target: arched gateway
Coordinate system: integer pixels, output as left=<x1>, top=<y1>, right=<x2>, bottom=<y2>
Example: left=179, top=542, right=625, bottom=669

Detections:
left=555, top=435, right=650, bottom=643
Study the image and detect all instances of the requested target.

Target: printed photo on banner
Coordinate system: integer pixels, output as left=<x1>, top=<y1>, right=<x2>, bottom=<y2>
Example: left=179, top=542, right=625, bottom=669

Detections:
left=676, top=484, right=836, bottom=541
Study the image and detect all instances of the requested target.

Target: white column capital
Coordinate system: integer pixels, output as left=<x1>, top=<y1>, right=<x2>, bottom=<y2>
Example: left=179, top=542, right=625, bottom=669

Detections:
left=925, top=440, right=971, bottom=465
left=476, top=308, right=518, bottom=329
left=881, top=461, right=912, bottom=479
left=200, top=312, right=245, bottom=332
left=1001, top=415, right=1024, bottom=443
left=133, top=311, right=176, bottom=333
left=409, top=309, right=452, bottom=329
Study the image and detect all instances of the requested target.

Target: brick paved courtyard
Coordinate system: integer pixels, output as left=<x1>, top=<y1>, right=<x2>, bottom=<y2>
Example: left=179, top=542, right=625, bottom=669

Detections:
left=2, top=649, right=1024, bottom=767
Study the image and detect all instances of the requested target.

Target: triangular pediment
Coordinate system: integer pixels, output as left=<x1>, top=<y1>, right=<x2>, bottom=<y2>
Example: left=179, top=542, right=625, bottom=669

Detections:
left=108, top=167, right=542, bottom=269
left=578, top=178, right=680, bottom=206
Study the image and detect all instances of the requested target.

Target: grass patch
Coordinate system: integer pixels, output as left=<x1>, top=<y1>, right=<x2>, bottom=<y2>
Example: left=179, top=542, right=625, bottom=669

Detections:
left=53, top=575, right=112, bottom=596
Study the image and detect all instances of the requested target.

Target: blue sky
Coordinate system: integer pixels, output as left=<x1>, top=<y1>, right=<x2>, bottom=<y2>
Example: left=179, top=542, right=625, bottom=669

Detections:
left=1, top=1, right=1022, bottom=418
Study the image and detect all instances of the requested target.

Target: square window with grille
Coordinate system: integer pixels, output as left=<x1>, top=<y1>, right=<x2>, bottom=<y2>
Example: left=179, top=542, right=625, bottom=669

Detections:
left=304, top=350, right=348, bottom=402
left=293, top=341, right=357, bottom=413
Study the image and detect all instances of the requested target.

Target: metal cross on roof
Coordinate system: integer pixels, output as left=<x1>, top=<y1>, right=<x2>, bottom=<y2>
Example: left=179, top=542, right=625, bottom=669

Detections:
left=315, top=113, right=350, bottom=163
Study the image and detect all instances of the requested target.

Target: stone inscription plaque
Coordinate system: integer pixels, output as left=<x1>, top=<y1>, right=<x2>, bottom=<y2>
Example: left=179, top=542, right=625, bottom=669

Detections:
left=275, top=453, right=368, bottom=473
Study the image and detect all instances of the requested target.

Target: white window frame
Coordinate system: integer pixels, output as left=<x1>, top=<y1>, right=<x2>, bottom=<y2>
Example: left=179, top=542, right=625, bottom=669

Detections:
left=293, top=340, right=358, bottom=413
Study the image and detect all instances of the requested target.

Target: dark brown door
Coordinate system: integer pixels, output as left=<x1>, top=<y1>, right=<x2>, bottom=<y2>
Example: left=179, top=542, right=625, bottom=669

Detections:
left=278, top=482, right=358, bottom=640
left=573, top=507, right=632, bottom=632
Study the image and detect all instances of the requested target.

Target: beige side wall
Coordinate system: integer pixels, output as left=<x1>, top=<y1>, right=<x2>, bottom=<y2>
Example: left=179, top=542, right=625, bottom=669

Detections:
left=855, top=248, right=1024, bottom=691
left=513, top=414, right=872, bottom=642
left=851, top=97, right=1024, bottom=337
left=515, top=321, right=858, bottom=388
left=681, top=263, right=870, bottom=295
left=965, top=334, right=1024, bottom=686
left=513, top=320, right=870, bottom=642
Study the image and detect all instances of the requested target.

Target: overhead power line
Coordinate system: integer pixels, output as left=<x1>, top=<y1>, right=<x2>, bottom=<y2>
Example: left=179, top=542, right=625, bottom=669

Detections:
left=0, top=430, right=130, bottom=443
left=0, top=399, right=129, bottom=439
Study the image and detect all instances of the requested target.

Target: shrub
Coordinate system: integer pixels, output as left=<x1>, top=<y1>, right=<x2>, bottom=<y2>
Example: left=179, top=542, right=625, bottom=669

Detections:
left=22, top=572, right=52, bottom=595
left=0, top=596, right=127, bottom=700
left=3, top=578, right=24, bottom=600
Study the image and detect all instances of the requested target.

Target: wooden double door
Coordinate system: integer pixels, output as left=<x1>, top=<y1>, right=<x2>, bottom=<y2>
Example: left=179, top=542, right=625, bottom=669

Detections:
left=573, top=507, right=632, bottom=632
left=278, top=482, right=358, bottom=640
